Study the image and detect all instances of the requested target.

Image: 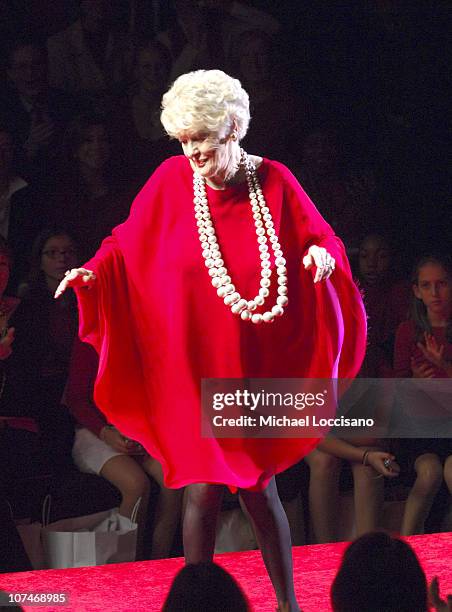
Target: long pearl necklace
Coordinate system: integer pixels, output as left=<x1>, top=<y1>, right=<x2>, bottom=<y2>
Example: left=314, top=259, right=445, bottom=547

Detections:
left=193, top=149, right=288, bottom=324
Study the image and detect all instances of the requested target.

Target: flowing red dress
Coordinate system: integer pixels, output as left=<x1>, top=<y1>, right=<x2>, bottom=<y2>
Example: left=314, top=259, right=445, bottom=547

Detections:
left=75, top=156, right=366, bottom=490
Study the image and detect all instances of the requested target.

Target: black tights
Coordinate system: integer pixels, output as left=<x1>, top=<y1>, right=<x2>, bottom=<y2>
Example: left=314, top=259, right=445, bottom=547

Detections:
left=183, top=478, right=299, bottom=611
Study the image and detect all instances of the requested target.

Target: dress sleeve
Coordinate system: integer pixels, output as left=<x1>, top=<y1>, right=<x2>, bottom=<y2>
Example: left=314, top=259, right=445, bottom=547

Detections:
left=272, top=160, right=367, bottom=379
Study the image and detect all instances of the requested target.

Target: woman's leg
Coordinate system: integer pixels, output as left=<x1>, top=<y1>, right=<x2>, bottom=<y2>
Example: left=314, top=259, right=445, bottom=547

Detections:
left=351, top=455, right=385, bottom=536
left=239, top=477, right=300, bottom=612
left=444, top=455, right=452, bottom=494
left=400, top=453, right=443, bottom=535
left=100, top=455, right=151, bottom=559
left=183, top=483, right=224, bottom=563
left=304, top=449, right=342, bottom=543
left=141, top=456, right=184, bottom=559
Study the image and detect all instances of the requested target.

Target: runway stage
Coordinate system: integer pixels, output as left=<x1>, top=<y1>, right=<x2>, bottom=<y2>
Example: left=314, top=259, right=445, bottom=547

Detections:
left=1, top=533, right=451, bottom=611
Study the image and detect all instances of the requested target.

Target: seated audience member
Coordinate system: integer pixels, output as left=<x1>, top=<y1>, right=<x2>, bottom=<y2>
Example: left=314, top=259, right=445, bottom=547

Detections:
left=163, top=562, right=250, bottom=612
left=0, top=37, right=77, bottom=183
left=304, top=235, right=408, bottom=543
left=127, top=0, right=175, bottom=40
left=294, top=128, right=384, bottom=255
left=305, top=437, right=399, bottom=543
left=394, top=254, right=452, bottom=535
left=0, top=236, right=59, bottom=572
left=47, top=0, right=134, bottom=112
left=113, top=39, right=180, bottom=191
left=51, top=114, right=130, bottom=260
left=357, top=233, right=410, bottom=377
left=331, top=532, right=429, bottom=612
left=10, top=228, right=79, bottom=469
left=66, top=338, right=183, bottom=559
left=158, top=0, right=279, bottom=82
left=0, top=124, right=46, bottom=294
left=228, top=29, right=306, bottom=166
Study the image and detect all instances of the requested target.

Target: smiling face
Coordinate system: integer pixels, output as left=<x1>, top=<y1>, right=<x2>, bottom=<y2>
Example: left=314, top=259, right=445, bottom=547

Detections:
left=413, top=262, right=452, bottom=320
left=179, top=129, right=240, bottom=186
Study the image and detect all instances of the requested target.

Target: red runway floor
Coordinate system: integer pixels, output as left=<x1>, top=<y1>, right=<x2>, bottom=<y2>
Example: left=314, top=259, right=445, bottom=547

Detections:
left=1, top=533, right=451, bottom=611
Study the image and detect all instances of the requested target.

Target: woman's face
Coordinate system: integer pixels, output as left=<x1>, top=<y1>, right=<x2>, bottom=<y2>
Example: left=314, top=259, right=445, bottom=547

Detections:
left=358, top=235, right=391, bottom=285
left=136, top=48, right=170, bottom=93
left=413, top=262, right=452, bottom=318
left=179, top=130, right=238, bottom=184
left=41, top=235, right=78, bottom=285
left=76, top=125, right=110, bottom=170
left=0, top=254, right=10, bottom=297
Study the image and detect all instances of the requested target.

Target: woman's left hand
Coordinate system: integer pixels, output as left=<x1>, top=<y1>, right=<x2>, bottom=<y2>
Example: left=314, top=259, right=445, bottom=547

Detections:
left=303, top=245, right=335, bottom=283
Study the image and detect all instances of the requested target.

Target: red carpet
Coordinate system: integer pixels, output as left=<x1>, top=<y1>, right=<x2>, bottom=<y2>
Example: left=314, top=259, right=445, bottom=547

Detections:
left=1, top=533, right=451, bottom=611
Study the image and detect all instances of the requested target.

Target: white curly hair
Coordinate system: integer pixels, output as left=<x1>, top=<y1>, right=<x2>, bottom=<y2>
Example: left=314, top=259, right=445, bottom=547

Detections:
left=160, top=69, right=250, bottom=141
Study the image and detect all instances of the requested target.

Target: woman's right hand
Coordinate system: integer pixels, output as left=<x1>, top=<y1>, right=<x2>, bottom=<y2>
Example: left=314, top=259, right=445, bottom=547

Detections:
left=54, top=268, right=96, bottom=298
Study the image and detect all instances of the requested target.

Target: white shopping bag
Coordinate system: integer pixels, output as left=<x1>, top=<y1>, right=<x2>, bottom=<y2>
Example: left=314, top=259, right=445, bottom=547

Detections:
left=215, top=507, right=257, bottom=553
left=41, top=496, right=140, bottom=569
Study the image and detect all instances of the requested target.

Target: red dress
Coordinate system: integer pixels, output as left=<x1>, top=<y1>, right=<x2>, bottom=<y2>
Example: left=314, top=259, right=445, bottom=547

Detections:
left=75, top=156, right=366, bottom=490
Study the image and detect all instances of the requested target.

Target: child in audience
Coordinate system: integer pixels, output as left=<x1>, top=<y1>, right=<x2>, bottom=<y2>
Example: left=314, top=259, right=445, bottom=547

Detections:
left=394, top=254, right=452, bottom=535
left=66, top=338, right=183, bottom=559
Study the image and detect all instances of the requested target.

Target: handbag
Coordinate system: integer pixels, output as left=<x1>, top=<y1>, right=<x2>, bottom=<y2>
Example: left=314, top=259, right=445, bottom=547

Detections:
left=41, top=495, right=141, bottom=569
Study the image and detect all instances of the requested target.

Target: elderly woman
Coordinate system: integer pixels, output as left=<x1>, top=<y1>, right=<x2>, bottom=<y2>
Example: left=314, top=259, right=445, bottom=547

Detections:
left=56, top=70, right=366, bottom=611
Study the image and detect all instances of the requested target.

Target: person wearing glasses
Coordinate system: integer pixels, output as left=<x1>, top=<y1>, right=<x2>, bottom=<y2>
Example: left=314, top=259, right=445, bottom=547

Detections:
left=10, top=227, right=79, bottom=472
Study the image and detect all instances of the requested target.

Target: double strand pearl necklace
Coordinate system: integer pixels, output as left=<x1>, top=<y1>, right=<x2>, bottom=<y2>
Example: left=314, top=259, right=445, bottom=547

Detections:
left=193, top=149, right=289, bottom=324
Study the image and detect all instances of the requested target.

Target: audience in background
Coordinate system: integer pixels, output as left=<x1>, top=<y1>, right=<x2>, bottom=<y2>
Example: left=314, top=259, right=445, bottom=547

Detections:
left=163, top=562, right=250, bottom=612
left=158, top=0, right=279, bottom=82
left=51, top=114, right=130, bottom=260
left=0, top=37, right=77, bottom=183
left=66, top=338, right=183, bottom=559
left=357, top=233, right=410, bottom=377
left=47, top=0, right=134, bottom=113
left=294, top=128, right=382, bottom=255
left=0, top=123, right=46, bottom=294
left=394, top=255, right=452, bottom=536
left=10, top=228, right=78, bottom=472
left=0, top=0, right=450, bottom=584
left=228, top=29, right=305, bottom=165
left=330, top=531, right=428, bottom=612
left=305, top=437, right=399, bottom=543
left=114, top=40, right=179, bottom=191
